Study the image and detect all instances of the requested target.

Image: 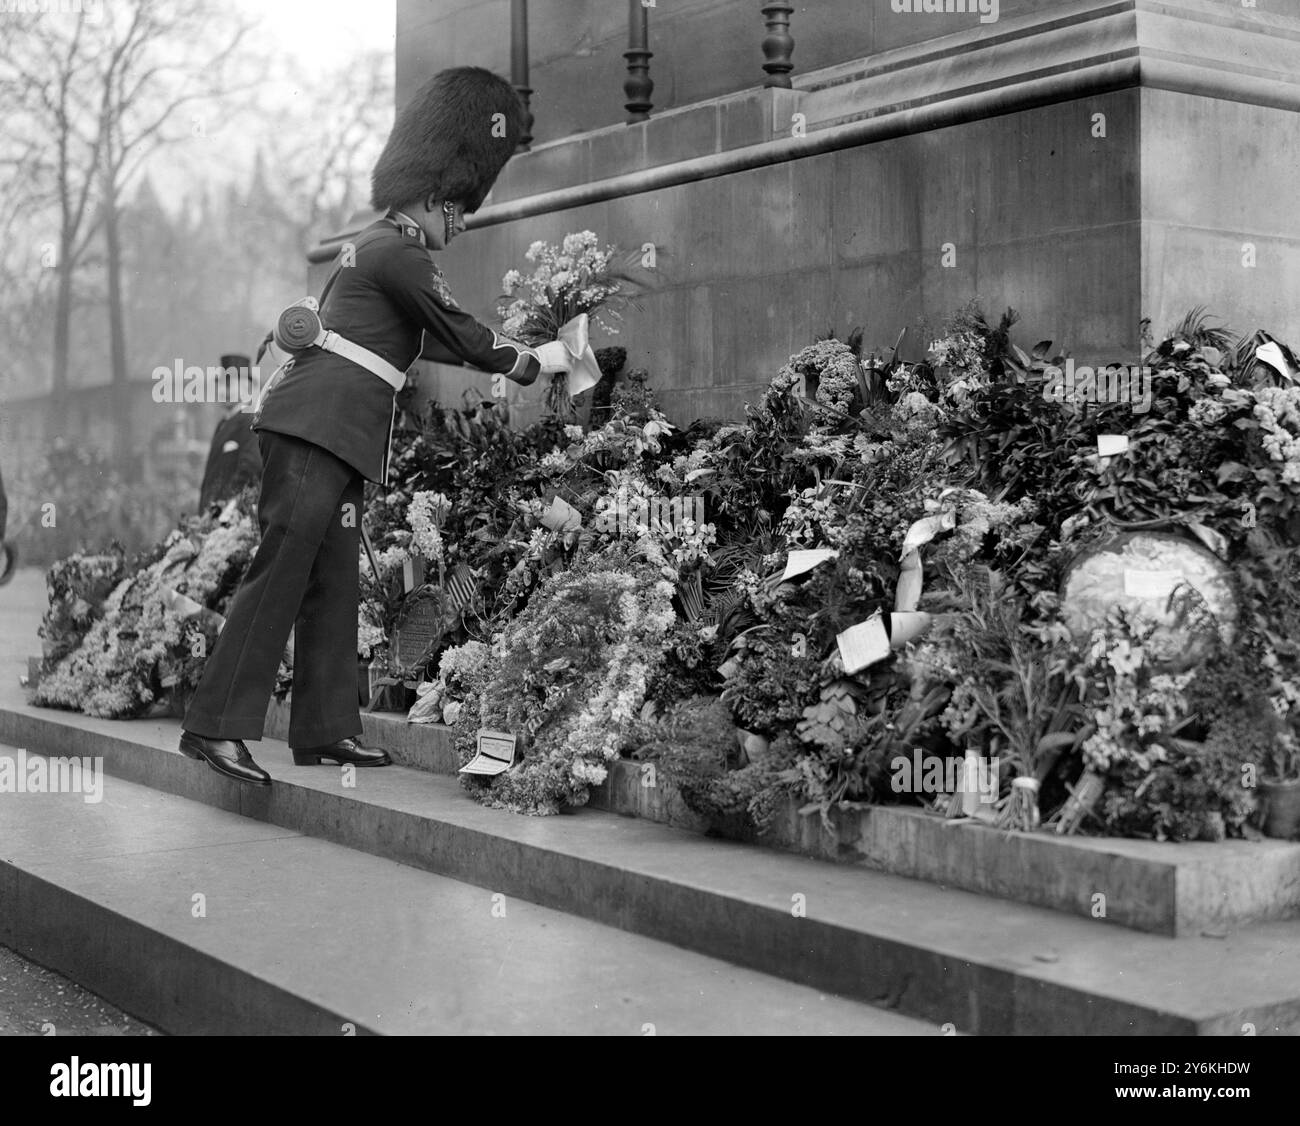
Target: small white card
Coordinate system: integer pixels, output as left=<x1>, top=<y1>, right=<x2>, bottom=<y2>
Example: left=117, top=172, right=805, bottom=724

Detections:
left=459, top=730, right=518, bottom=776
left=540, top=496, right=582, bottom=532
left=1097, top=434, right=1130, bottom=456
left=1256, top=341, right=1296, bottom=382
left=837, top=614, right=892, bottom=675
left=782, top=548, right=839, bottom=582
left=1123, top=569, right=1183, bottom=599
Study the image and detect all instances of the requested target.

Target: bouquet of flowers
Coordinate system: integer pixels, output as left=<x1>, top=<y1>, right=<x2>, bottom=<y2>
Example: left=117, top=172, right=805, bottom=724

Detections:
left=498, top=231, right=639, bottom=416
left=407, top=639, right=490, bottom=726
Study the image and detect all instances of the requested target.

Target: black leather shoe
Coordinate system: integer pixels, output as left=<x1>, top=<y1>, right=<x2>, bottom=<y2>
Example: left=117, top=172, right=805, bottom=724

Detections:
left=290, top=737, right=391, bottom=767
left=179, top=732, right=271, bottom=786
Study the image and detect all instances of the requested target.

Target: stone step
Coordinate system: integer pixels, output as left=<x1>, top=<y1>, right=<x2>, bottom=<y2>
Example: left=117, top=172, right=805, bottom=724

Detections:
left=0, top=753, right=922, bottom=1035
left=265, top=701, right=1300, bottom=939
left=3, top=700, right=1299, bottom=1034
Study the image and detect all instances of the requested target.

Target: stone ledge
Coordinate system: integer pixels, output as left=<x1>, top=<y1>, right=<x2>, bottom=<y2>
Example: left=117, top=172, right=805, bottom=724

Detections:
left=592, top=757, right=1300, bottom=938
left=441, top=0, right=1299, bottom=229
left=273, top=703, right=1300, bottom=938
left=4, top=697, right=1300, bottom=1033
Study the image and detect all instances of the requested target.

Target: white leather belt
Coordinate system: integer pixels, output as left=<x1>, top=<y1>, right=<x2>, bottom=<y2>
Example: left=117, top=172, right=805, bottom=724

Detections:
left=314, top=329, right=407, bottom=391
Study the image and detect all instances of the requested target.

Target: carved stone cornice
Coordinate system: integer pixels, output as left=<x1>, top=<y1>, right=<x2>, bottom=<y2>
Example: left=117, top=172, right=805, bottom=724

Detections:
left=312, top=0, right=1299, bottom=253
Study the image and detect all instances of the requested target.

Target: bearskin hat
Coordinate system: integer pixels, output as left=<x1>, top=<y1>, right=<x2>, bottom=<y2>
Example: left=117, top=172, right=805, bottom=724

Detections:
left=370, top=67, right=525, bottom=214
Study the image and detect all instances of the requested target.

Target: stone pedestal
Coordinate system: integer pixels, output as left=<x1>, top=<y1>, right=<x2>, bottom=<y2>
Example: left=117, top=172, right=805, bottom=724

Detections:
left=316, top=0, right=1298, bottom=428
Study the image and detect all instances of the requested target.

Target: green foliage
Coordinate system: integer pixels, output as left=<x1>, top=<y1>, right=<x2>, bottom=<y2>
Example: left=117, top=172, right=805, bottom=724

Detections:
left=921, top=570, right=1089, bottom=781
left=1097, top=736, right=1257, bottom=842
left=631, top=696, right=796, bottom=837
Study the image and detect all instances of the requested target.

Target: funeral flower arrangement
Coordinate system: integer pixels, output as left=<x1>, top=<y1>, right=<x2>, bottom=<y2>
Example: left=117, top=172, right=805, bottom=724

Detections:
left=31, top=489, right=288, bottom=718
left=27, top=224, right=1300, bottom=842
left=367, top=302, right=1300, bottom=836
left=448, top=547, right=676, bottom=815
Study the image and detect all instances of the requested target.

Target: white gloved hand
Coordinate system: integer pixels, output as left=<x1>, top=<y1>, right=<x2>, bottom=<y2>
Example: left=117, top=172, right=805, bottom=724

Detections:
left=534, top=340, right=574, bottom=374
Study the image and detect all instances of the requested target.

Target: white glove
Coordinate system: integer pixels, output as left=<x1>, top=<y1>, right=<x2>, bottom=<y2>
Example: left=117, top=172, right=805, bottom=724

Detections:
left=534, top=340, right=574, bottom=374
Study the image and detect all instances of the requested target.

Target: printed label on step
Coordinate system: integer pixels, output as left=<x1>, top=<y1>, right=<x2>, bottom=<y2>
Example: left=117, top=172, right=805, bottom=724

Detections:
left=459, top=730, right=518, bottom=776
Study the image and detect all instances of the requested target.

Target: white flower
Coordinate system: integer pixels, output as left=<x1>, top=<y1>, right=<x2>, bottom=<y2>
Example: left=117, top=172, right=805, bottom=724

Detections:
left=562, top=231, right=598, bottom=257
left=357, top=619, right=387, bottom=658
left=364, top=545, right=409, bottom=578
left=408, top=491, right=450, bottom=563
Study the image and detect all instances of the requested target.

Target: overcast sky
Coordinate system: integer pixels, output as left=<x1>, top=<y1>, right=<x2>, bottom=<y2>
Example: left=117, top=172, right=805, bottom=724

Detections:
left=146, top=0, right=397, bottom=205
left=241, top=0, right=397, bottom=75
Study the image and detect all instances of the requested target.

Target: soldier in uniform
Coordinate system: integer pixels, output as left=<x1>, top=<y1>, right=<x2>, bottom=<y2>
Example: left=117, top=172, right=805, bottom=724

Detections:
left=197, top=354, right=262, bottom=512
left=180, top=67, right=574, bottom=785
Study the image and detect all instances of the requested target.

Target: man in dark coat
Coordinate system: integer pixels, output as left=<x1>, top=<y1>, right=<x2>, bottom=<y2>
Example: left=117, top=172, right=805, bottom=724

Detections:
left=180, top=67, right=573, bottom=785
left=0, top=463, right=14, bottom=586
left=197, top=354, right=262, bottom=512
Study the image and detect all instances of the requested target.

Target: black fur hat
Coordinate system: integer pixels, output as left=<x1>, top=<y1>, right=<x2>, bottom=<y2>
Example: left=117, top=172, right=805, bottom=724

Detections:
left=370, top=67, right=524, bottom=214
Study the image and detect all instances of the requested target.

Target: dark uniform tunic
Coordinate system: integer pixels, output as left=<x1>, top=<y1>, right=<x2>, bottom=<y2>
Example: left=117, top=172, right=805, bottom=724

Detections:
left=252, top=215, right=538, bottom=484
left=184, top=214, right=538, bottom=746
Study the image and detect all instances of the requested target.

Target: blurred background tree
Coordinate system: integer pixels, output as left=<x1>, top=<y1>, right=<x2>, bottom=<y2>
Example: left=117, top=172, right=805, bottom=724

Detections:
left=0, top=1, right=394, bottom=563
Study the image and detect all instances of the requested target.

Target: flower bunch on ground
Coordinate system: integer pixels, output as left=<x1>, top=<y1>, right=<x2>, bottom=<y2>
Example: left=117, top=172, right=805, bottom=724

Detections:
left=451, top=545, right=675, bottom=815
left=33, top=491, right=266, bottom=719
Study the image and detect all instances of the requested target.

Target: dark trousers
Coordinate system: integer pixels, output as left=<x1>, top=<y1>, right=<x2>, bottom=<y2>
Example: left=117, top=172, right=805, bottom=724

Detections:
left=184, top=431, right=364, bottom=746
